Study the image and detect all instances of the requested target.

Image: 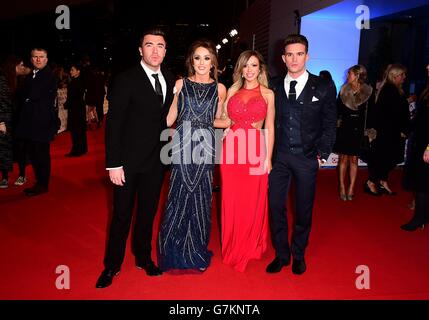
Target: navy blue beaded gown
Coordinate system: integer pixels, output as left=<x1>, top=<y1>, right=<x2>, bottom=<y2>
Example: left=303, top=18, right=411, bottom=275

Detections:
left=158, top=78, right=218, bottom=271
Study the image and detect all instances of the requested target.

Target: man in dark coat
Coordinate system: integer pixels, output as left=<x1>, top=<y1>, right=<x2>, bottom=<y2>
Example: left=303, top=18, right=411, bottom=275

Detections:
left=15, top=48, right=57, bottom=196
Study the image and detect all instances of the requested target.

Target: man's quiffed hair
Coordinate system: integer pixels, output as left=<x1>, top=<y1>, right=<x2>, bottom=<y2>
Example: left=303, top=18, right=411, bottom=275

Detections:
left=284, top=34, right=308, bottom=53
left=139, top=28, right=167, bottom=46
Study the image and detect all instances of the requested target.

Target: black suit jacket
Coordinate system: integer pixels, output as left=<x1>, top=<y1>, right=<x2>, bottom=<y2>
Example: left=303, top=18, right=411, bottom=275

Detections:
left=272, top=72, right=337, bottom=161
left=105, top=64, right=175, bottom=173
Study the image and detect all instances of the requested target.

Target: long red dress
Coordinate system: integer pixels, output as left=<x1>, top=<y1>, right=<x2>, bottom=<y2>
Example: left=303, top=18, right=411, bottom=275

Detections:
left=220, top=85, right=269, bottom=272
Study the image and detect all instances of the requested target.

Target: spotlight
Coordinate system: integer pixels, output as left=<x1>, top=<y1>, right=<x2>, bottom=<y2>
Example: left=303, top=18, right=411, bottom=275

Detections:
left=229, top=29, right=238, bottom=37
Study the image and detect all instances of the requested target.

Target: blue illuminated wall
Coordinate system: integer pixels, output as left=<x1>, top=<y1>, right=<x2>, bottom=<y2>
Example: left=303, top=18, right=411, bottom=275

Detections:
left=301, top=0, right=429, bottom=91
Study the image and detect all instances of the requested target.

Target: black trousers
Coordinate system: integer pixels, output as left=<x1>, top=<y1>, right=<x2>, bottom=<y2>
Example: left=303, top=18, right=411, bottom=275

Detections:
left=103, top=166, right=164, bottom=271
left=25, top=140, right=51, bottom=188
left=268, top=152, right=319, bottom=260
left=70, top=126, right=87, bottom=155
left=414, top=191, right=429, bottom=224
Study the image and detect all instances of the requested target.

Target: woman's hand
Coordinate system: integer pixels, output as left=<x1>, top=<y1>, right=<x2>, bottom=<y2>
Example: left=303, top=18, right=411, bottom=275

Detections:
left=0, top=122, right=6, bottom=134
left=264, top=159, right=272, bottom=174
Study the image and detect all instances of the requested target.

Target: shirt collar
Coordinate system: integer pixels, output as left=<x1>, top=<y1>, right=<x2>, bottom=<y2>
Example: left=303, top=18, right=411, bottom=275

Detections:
left=285, top=70, right=308, bottom=85
left=140, top=60, right=161, bottom=78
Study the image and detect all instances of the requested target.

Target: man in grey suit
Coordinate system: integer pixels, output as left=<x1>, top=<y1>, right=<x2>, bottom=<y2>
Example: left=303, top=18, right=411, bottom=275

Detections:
left=266, top=34, right=337, bottom=275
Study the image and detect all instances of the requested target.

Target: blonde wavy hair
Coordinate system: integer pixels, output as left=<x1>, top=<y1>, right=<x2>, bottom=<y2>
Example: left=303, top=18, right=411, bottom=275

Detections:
left=229, top=50, right=269, bottom=96
left=376, top=63, right=406, bottom=102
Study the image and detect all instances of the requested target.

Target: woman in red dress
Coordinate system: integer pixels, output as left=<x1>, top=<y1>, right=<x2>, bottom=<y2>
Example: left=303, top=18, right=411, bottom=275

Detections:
left=219, top=50, right=275, bottom=272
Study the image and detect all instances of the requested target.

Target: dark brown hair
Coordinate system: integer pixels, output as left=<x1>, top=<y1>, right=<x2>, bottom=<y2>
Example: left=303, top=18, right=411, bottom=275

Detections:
left=284, top=34, right=308, bottom=53
left=185, top=39, right=218, bottom=81
left=139, top=28, right=167, bottom=47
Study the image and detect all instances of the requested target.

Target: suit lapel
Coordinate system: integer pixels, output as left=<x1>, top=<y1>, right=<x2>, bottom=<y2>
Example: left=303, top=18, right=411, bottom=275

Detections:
left=161, top=66, right=174, bottom=110
left=297, top=74, right=316, bottom=105
left=138, top=65, right=158, bottom=100
left=276, top=79, right=287, bottom=111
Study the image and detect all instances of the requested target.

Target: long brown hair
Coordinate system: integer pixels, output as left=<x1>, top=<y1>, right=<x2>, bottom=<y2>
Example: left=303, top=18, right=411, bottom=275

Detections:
left=185, top=39, right=218, bottom=81
left=0, top=55, right=23, bottom=94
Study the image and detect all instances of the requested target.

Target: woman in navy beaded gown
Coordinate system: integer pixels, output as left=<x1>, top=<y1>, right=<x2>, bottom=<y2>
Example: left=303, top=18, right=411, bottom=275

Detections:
left=157, top=40, right=227, bottom=272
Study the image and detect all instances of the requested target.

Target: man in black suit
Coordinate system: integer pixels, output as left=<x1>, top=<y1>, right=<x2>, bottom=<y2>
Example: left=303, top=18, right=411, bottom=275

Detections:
left=96, top=29, right=175, bottom=288
left=266, top=34, right=336, bottom=275
left=15, top=48, right=58, bottom=196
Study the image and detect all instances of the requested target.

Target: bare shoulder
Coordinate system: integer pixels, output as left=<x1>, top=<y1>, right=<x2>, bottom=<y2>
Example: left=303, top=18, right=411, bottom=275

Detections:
left=226, top=86, right=238, bottom=99
left=217, top=83, right=227, bottom=95
left=175, top=78, right=184, bottom=94
left=260, top=85, right=274, bottom=99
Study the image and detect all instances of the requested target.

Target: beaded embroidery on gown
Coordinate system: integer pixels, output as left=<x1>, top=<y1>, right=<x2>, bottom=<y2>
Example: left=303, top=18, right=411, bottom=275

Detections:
left=158, top=78, right=218, bottom=271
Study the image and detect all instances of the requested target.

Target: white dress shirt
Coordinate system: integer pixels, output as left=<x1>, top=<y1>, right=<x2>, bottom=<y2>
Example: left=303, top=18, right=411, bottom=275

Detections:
left=284, top=71, right=309, bottom=100
left=140, top=60, right=167, bottom=103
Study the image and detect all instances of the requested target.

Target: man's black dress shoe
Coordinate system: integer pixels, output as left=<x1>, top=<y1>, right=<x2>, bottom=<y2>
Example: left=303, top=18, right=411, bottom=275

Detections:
left=292, top=258, right=306, bottom=275
left=266, top=257, right=290, bottom=273
left=24, top=184, right=48, bottom=196
left=95, top=269, right=120, bottom=289
left=400, top=219, right=425, bottom=231
left=136, top=260, right=163, bottom=276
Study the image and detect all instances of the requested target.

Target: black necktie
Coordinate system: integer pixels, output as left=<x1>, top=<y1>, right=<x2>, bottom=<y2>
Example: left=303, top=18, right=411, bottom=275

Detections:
left=289, top=80, right=297, bottom=103
left=151, top=73, right=163, bottom=105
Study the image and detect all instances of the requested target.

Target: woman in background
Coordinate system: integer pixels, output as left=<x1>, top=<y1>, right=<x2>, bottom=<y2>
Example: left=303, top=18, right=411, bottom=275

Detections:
left=333, top=65, right=374, bottom=200
left=0, top=56, right=28, bottom=188
left=64, top=63, right=87, bottom=157
left=365, top=64, right=410, bottom=195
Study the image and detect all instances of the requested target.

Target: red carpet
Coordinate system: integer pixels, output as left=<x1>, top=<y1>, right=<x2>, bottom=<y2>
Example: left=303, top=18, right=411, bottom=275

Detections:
left=1, top=128, right=429, bottom=300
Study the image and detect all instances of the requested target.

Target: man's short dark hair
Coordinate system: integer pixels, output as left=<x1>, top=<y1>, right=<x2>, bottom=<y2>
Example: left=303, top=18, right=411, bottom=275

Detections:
left=284, top=34, right=308, bottom=53
left=140, top=28, right=167, bottom=46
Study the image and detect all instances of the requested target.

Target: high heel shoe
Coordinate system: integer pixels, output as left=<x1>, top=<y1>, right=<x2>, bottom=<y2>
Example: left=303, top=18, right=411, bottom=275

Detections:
left=339, top=193, right=347, bottom=201
left=346, top=194, right=354, bottom=201
left=378, top=184, right=397, bottom=195
left=364, top=181, right=381, bottom=196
